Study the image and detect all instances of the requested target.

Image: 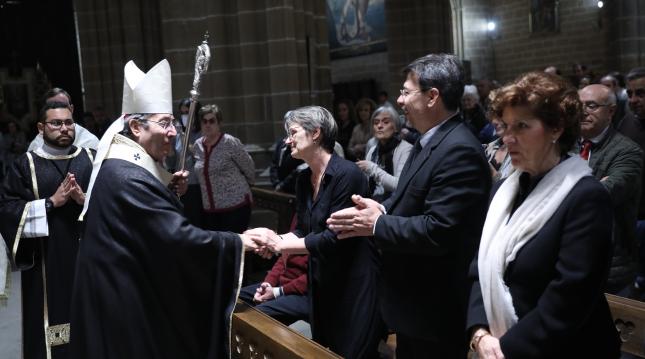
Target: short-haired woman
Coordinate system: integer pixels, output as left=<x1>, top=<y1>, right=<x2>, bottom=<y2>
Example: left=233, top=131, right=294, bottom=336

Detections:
left=356, top=106, right=412, bottom=202
left=245, top=106, right=382, bottom=358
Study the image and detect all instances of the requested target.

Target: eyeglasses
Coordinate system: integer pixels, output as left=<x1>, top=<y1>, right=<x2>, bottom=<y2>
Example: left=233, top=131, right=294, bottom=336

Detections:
left=286, top=126, right=303, bottom=140
left=582, top=102, right=611, bottom=111
left=399, top=88, right=424, bottom=97
left=146, top=119, right=179, bottom=130
left=45, top=119, right=75, bottom=129
left=627, top=88, right=645, bottom=99
left=201, top=118, right=217, bottom=124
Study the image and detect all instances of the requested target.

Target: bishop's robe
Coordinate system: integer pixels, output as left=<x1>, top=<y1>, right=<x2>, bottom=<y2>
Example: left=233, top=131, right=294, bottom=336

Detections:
left=70, top=134, right=244, bottom=359
left=0, top=146, right=94, bottom=359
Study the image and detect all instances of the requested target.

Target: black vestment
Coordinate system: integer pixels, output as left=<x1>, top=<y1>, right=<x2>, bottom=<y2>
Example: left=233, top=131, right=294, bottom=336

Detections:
left=0, top=146, right=94, bottom=359
left=70, top=136, right=243, bottom=359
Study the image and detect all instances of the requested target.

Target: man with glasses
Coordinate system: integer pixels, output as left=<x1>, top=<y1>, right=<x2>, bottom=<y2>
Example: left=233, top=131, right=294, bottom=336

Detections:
left=28, top=87, right=99, bottom=152
left=0, top=101, right=94, bottom=359
left=70, top=59, right=258, bottom=359
left=328, top=54, right=491, bottom=358
left=579, top=84, right=643, bottom=295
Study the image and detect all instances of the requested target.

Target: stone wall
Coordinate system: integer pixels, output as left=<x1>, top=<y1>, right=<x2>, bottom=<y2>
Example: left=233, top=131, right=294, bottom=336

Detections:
left=160, top=0, right=332, bottom=145
left=487, top=0, right=611, bottom=83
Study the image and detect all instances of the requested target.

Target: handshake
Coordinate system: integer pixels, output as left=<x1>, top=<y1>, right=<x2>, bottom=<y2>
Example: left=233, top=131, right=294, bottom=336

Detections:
left=240, top=227, right=284, bottom=259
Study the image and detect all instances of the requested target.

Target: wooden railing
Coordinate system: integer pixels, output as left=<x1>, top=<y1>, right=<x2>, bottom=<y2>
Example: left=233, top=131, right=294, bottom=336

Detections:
left=606, top=293, right=645, bottom=358
left=251, top=187, right=297, bottom=233
left=231, top=302, right=341, bottom=359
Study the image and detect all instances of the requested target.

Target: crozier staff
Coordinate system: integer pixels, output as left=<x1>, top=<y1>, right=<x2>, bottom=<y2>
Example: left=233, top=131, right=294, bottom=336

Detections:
left=70, top=59, right=258, bottom=359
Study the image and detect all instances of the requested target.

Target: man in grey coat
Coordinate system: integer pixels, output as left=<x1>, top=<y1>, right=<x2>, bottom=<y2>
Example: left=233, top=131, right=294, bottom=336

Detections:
left=579, top=84, right=643, bottom=293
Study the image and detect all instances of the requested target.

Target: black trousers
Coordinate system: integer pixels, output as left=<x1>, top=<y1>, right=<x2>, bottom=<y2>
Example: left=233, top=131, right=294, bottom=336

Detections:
left=395, top=332, right=466, bottom=359
left=238, top=284, right=309, bottom=325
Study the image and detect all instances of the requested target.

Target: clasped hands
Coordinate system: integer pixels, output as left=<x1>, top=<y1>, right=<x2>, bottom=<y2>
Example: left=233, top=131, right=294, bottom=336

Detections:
left=242, top=227, right=282, bottom=258
left=50, top=173, right=85, bottom=207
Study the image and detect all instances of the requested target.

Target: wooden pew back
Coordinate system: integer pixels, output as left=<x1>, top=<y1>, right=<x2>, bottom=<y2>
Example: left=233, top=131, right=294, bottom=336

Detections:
left=231, top=302, right=341, bottom=359
left=251, top=187, right=297, bottom=233
left=606, top=293, right=645, bottom=358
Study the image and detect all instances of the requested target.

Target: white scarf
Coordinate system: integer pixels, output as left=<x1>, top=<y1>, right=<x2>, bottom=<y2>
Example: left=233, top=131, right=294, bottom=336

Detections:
left=477, top=156, right=591, bottom=337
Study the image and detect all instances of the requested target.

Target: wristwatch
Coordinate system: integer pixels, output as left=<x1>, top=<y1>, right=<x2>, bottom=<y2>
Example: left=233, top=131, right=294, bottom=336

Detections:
left=45, top=198, right=54, bottom=213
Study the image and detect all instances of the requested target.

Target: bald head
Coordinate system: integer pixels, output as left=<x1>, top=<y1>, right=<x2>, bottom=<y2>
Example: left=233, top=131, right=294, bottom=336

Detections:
left=579, top=84, right=616, bottom=139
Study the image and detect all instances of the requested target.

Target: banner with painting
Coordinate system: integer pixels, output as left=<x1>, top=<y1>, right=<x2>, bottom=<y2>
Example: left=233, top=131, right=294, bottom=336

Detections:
left=326, top=0, right=387, bottom=59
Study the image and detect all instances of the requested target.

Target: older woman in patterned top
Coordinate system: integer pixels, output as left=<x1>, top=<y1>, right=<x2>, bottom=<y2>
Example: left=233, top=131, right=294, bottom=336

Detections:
left=193, top=104, right=255, bottom=232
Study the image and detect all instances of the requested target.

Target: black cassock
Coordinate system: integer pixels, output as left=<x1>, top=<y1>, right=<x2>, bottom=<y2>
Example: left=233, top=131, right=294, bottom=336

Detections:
left=0, top=147, right=94, bottom=359
left=70, top=155, right=243, bottom=359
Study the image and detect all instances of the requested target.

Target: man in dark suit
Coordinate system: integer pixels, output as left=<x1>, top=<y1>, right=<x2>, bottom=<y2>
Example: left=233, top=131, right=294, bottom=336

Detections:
left=579, top=84, right=643, bottom=294
left=328, top=54, right=491, bottom=358
left=617, top=68, right=645, bottom=293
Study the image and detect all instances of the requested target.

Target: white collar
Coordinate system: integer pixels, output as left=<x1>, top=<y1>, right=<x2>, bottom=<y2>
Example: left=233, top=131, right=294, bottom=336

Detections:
left=106, top=134, right=173, bottom=186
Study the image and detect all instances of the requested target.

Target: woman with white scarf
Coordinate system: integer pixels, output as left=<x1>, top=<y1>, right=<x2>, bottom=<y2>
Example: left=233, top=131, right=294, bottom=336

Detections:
left=467, top=72, right=620, bottom=359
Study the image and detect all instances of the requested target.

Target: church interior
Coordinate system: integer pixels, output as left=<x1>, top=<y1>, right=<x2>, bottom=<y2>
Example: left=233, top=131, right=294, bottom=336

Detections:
left=1, top=0, right=645, bottom=358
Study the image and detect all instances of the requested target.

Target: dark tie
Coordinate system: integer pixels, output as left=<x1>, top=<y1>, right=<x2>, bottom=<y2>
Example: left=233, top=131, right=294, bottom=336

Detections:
left=401, top=139, right=423, bottom=177
left=580, top=140, right=592, bottom=160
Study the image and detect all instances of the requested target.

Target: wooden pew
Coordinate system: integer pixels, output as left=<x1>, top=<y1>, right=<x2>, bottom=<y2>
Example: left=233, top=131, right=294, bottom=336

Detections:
left=231, top=301, right=341, bottom=359
left=606, top=293, right=645, bottom=358
left=251, top=187, right=297, bottom=234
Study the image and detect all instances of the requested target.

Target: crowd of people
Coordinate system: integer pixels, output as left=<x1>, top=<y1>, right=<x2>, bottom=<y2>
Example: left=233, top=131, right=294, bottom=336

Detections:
left=2, top=52, right=645, bottom=359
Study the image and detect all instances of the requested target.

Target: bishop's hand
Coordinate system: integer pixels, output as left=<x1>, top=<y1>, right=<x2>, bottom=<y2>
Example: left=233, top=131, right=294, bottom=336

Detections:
left=169, top=170, right=189, bottom=196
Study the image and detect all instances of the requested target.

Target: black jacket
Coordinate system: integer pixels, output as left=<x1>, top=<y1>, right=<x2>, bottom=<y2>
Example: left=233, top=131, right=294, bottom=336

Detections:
left=374, top=115, right=491, bottom=355
left=467, top=176, right=621, bottom=359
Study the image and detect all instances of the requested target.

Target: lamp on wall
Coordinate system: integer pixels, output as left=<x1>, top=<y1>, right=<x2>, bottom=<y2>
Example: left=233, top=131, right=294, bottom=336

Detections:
left=596, top=0, right=606, bottom=29
left=485, top=17, right=499, bottom=39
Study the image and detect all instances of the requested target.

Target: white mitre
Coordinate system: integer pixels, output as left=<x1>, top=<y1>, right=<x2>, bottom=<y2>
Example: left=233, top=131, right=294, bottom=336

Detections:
left=80, top=59, right=173, bottom=220
left=121, top=59, right=172, bottom=114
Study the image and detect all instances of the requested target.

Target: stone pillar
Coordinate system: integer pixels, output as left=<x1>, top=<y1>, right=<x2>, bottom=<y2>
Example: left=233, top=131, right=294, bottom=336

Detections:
left=159, top=0, right=332, bottom=145
left=611, top=1, right=645, bottom=72
left=73, top=0, right=163, bottom=117
left=385, top=0, right=453, bottom=97
left=457, top=0, right=496, bottom=81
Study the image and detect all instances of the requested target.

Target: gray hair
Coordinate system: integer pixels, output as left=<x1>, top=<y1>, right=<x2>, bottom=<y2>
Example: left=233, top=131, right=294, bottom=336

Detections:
left=403, top=53, right=465, bottom=111
left=283, top=106, right=337, bottom=153
left=371, top=106, right=404, bottom=132
left=627, top=67, right=645, bottom=82
left=119, top=113, right=151, bottom=138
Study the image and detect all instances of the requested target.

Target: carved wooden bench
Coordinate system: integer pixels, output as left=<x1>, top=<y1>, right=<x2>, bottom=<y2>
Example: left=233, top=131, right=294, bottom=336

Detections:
left=231, top=301, right=341, bottom=359
left=606, top=293, right=645, bottom=358
left=251, top=187, right=297, bottom=234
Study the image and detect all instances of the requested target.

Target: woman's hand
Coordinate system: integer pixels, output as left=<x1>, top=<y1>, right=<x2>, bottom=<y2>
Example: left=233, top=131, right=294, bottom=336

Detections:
left=244, top=228, right=281, bottom=257
left=356, top=160, right=370, bottom=172
left=476, top=333, right=505, bottom=359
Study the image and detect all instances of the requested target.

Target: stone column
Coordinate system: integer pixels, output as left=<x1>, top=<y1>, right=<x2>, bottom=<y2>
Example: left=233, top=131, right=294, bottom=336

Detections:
left=73, top=0, right=163, bottom=117
left=611, top=1, right=645, bottom=72
left=160, top=0, right=332, bottom=145
left=385, top=0, right=453, bottom=97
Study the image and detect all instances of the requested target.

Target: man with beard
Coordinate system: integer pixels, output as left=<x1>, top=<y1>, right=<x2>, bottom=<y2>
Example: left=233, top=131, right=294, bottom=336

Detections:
left=28, top=88, right=99, bottom=151
left=0, top=101, right=94, bottom=359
